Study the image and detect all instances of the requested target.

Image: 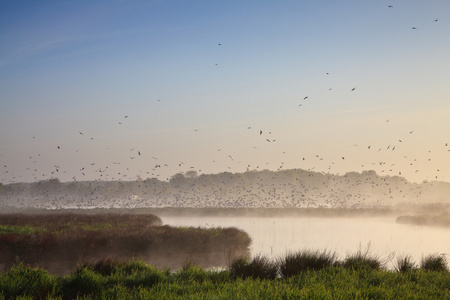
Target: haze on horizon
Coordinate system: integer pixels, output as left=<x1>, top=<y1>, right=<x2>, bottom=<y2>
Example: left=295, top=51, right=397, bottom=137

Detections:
left=1, top=1, right=449, bottom=185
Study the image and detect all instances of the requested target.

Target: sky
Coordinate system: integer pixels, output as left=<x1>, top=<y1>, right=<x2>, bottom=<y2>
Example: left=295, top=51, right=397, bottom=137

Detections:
left=1, top=0, right=449, bottom=184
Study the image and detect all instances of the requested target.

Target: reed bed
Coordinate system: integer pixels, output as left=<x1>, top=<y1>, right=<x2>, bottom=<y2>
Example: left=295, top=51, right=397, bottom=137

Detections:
left=0, top=213, right=251, bottom=274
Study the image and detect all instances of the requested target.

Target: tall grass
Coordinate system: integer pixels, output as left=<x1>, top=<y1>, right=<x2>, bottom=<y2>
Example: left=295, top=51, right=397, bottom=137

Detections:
left=394, top=255, right=416, bottom=273
left=2, top=255, right=450, bottom=299
left=279, top=249, right=337, bottom=278
left=420, top=254, right=448, bottom=272
left=341, top=244, right=393, bottom=271
left=229, top=254, right=278, bottom=280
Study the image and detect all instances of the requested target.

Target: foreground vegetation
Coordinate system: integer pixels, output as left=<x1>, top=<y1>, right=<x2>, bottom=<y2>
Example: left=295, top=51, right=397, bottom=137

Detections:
left=0, top=214, right=251, bottom=274
left=1, top=250, right=450, bottom=299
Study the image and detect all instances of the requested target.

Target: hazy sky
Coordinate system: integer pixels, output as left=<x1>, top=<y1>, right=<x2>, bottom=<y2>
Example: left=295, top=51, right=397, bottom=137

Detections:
left=1, top=0, right=449, bottom=184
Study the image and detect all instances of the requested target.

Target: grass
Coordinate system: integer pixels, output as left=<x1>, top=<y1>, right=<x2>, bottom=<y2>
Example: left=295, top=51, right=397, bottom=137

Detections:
left=279, top=249, right=337, bottom=277
left=229, top=254, right=278, bottom=280
left=420, top=254, right=449, bottom=272
left=341, top=244, right=391, bottom=271
left=394, top=255, right=416, bottom=273
left=2, top=253, right=450, bottom=299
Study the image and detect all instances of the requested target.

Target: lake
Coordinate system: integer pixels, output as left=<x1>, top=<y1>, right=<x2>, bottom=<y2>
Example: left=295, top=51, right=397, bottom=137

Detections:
left=162, top=215, right=450, bottom=268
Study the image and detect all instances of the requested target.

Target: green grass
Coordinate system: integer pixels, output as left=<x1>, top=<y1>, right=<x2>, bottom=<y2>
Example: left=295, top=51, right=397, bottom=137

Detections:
left=2, top=259, right=450, bottom=299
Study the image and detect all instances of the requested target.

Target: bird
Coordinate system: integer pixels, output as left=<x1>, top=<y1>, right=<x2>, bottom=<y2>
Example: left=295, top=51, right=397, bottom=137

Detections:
left=303, top=96, right=308, bottom=100
left=388, top=5, right=393, bottom=8
left=260, top=130, right=263, bottom=135
left=351, top=87, right=356, bottom=91
left=434, top=19, right=439, bottom=22
left=412, top=27, right=417, bottom=29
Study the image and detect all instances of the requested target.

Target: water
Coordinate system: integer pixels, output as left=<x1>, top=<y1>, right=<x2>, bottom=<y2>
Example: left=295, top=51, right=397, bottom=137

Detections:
left=162, top=216, right=450, bottom=267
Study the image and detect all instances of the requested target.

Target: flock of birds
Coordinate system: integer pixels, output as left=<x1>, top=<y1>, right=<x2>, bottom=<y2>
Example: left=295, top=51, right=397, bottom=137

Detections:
left=1, top=168, right=450, bottom=210
left=1, top=4, right=448, bottom=210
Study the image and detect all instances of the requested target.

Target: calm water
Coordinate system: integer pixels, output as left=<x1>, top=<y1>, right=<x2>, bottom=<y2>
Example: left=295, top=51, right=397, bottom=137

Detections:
left=162, top=216, right=450, bottom=267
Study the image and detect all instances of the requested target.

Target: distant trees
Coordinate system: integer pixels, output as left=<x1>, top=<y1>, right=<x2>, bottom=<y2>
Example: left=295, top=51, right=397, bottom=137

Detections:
left=170, top=173, right=186, bottom=186
left=31, top=178, right=62, bottom=192
left=185, top=170, right=198, bottom=179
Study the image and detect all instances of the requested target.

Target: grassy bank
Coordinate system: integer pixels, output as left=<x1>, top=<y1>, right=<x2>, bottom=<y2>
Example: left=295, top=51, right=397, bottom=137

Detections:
left=1, top=253, right=450, bottom=299
left=0, top=214, right=251, bottom=274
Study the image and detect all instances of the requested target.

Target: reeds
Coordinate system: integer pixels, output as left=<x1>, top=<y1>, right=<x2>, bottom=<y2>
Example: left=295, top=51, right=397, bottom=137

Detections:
left=394, top=255, right=416, bottom=273
left=0, top=213, right=251, bottom=274
left=229, top=254, right=278, bottom=280
left=228, top=248, right=446, bottom=279
left=420, top=254, right=448, bottom=272
left=279, top=249, right=337, bottom=277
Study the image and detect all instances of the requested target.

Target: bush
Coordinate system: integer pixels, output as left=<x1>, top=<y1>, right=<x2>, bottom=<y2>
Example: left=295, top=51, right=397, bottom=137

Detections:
left=420, top=254, right=448, bottom=272
left=279, top=249, right=337, bottom=278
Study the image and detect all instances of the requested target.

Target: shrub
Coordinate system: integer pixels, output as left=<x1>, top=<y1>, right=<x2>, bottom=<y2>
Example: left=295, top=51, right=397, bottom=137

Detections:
left=279, top=249, right=337, bottom=278
left=394, top=255, right=416, bottom=273
left=420, top=254, right=448, bottom=272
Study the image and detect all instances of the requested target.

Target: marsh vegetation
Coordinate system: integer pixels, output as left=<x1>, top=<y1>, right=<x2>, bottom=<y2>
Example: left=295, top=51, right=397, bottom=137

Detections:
left=1, top=250, right=449, bottom=299
left=0, top=213, right=251, bottom=274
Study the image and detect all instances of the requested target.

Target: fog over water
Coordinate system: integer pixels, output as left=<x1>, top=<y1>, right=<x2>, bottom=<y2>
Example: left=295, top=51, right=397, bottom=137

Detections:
left=163, top=215, right=450, bottom=268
